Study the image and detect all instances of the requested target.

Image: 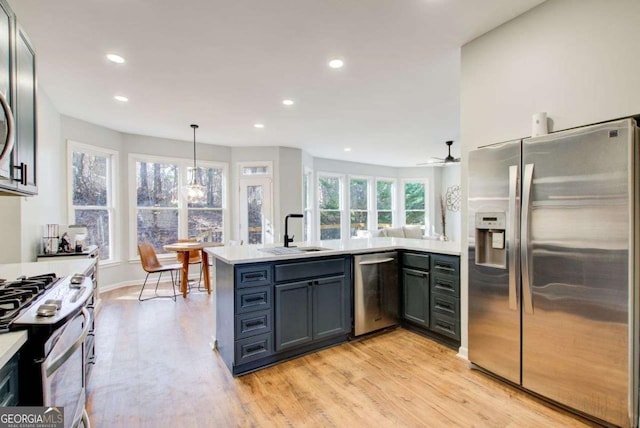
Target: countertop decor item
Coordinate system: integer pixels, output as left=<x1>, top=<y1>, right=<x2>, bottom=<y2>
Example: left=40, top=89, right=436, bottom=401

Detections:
left=446, top=185, right=461, bottom=212
left=183, top=124, right=206, bottom=203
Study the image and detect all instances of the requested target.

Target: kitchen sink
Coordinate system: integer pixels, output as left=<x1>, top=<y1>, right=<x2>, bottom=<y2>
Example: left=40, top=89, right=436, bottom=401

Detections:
left=296, top=246, right=331, bottom=252
left=259, top=246, right=331, bottom=255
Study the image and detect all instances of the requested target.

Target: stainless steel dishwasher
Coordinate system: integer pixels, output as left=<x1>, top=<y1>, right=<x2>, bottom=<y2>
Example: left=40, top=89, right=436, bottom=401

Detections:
left=353, top=252, right=399, bottom=336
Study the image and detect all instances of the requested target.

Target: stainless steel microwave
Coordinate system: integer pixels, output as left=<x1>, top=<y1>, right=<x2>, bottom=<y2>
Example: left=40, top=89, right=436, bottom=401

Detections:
left=0, top=90, right=14, bottom=179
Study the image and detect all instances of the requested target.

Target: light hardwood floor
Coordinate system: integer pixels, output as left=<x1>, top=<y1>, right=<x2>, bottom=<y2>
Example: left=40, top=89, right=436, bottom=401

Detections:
left=87, top=285, right=597, bottom=427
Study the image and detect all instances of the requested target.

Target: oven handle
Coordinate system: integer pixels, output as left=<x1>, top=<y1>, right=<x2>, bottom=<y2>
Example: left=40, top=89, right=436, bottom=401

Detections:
left=43, top=307, right=91, bottom=378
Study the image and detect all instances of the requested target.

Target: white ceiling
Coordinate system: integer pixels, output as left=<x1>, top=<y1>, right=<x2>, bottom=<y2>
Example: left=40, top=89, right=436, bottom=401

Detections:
left=9, top=0, right=544, bottom=167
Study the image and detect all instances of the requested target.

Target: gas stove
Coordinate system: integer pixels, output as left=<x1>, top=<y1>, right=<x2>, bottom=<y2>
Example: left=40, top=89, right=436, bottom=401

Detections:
left=0, top=273, right=60, bottom=331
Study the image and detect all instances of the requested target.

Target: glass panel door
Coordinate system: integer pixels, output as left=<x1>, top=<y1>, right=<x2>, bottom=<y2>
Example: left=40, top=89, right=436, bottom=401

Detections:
left=239, top=178, right=273, bottom=245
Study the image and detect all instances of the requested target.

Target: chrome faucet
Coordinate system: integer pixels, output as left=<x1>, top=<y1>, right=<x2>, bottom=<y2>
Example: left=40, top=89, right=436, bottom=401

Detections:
left=284, top=214, right=304, bottom=247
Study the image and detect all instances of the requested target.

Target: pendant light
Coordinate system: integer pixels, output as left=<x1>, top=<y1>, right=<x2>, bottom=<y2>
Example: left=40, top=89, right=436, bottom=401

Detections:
left=184, top=124, right=206, bottom=203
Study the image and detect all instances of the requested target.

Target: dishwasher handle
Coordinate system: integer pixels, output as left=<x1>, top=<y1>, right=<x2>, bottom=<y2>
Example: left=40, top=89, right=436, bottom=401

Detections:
left=358, top=257, right=395, bottom=265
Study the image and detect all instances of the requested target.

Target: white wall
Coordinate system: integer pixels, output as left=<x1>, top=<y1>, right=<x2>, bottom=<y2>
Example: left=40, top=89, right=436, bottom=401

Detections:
left=459, top=0, right=640, bottom=356
left=0, top=88, right=63, bottom=264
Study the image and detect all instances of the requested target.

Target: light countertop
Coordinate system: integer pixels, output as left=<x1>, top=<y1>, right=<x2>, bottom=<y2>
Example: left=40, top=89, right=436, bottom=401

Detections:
left=0, top=331, right=26, bottom=368
left=0, top=259, right=95, bottom=281
left=206, top=237, right=460, bottom=265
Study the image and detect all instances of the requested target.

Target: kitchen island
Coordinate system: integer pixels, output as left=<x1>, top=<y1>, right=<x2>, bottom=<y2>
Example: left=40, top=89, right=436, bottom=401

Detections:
left=206, top=238, right=461, bottom=376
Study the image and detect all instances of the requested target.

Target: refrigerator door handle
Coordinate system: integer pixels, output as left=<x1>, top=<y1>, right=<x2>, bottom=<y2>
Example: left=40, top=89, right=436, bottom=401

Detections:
left=508, top=165, right=519, bottom=311
left=521, top=163, right=534, bottom=314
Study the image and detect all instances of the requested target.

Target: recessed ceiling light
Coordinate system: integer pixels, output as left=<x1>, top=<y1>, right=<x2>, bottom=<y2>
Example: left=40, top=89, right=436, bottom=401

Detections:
left=254, top=123, right=264, bottom=129
left=282, top=99, right=294, bottom=106
left=344, top=147, right=352, bottom=152
left=329, top=59, right=344, bottom=69
left=114, top=95, right=128, bottom=102
left=106, top=53, right=125, bottom=64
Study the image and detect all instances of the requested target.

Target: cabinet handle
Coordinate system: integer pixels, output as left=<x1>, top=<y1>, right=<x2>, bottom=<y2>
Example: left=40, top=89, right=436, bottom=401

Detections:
left=245, top=344, right=265, bottom=354
left=436, top=301, right=453, bottom=312
left=244, top=295, right=264, bottom=303
left=436, top=321, right=454, bottom=332
left=434, top=265, right=455, bottom=273
left=244, top=320, right=264, bottom=328
left=244, top=272, right=266, bottom=280
left=13, top=163, right=27, bottom=186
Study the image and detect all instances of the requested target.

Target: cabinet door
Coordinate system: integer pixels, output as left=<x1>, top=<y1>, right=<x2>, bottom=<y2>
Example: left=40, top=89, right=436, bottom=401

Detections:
left=313, top=275, right=349, bottom=341
left=13, top=25, right=36, bottom=194
left=274, top=280, right=312, bottom=352
left=402, top=268, right=429, bottom=327
left=0, top=0, right=14, bottom=183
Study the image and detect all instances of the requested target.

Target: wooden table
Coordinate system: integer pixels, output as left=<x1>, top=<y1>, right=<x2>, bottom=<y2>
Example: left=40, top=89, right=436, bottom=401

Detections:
left=163, top=242, right=223, bottom=298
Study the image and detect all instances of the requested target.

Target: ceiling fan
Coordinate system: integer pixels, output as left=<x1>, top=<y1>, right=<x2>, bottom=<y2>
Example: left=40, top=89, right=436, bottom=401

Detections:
left=418, top=140, right=460, bottom=166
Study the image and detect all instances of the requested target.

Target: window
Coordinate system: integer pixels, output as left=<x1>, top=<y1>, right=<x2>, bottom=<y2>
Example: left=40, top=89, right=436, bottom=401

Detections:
left=302, top=168, right=313, bottom=241
left=376, top=179, right=395, bottom=229
left=349, top=177, right=370, bottom=237
left=403, top=180, right=427, bottom=226
left=318, top=174, right=343, bottom=240
left=131, top=154, right=227, bottom=256
left=68, top=142, right=117, bottom=262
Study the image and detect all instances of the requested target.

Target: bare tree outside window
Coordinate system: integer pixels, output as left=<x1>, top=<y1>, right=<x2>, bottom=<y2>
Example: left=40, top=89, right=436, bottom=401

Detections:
left=71, top=150, right=113, bottom=260
left=319, top=175, right=341, bottom=240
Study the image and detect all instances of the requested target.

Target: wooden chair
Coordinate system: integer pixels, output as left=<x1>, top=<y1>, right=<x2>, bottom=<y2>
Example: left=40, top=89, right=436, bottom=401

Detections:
left=138, top=242, right=182, bottom=301
left=176, top=238, right=203, bottom=291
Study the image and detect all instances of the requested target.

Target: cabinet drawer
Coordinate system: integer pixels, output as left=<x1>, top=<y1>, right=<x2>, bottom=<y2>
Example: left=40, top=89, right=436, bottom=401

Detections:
left=236, top=264, right=273, bottom=288
left=402, top=253, right=430, bottom=271
left=430, top=292, right=459, bottom=319
left=0, top=354, right=18, bottom=407
left=431, top=272, right=460, bottom=297
left=235, top=333, right=273, bottom=365
left=236, top=285, right=272, bottom=314
left=430, top=254, right=460, bottom=277
left=235, top=310, right=272, bottom=340
left=430, top=313, right=460, bottom=341
left=274, top=258, right=344, bottom=283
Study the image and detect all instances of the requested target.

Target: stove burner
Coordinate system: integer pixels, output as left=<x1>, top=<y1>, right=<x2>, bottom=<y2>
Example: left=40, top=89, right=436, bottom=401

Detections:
left=0, top=273, right=60, bottom=331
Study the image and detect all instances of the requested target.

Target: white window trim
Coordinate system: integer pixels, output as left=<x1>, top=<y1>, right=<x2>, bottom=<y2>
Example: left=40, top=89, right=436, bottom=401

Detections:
left=237, top=161, right=274, bottom=244
left=302, top=166, right=314, bottom=241
left=375, top=177, right=397, bottom=229
left=128, top=153, right=228, bottom=260
left=316, top=172, right=345, bottom=241
left=400, top=178, right=429, bottom=228
left=67, top=140, right=119, bottom=263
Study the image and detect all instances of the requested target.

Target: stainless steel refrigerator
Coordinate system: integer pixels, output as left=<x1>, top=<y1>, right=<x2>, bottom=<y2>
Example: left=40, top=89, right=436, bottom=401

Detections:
left=468, top=118, right=639, bottom=427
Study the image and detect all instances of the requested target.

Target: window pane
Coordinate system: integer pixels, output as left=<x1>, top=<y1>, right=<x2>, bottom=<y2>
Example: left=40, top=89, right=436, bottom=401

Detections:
left=247, top=185, right=264, bottom=244
left=320, top=211, right=341, bottom=240
left=319, top=177, right=340, bottom=210
left=405, top=211, right=425, bottom=226
left=75, top=209, right=110, bottom=260
left=377, top=181, right=392, bottom=210
left=137, top=209, right=179, bottom=253
left=242, top=166, right=269, bottom=175
left=136, top=161, right=178, bottom=207
left=404, top=182, right=425, bottom=210
left=188, top=167, right=223, bottom=209
left=303, top=211, right=311, bottom=242
left=350, top=179, right=368, bottom=210
left=350, top=212, right=367, bottom=237
left=188, top=209, right=223, bottom=243
left=378, top=211, right=392, bottom=229
left=72, top=152, right=107, bottom=206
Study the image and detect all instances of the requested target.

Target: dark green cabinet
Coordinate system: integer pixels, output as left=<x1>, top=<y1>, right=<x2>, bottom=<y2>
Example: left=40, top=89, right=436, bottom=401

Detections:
left=217, top=256, right=351, bottom=376
left=313, top=276, right=350, bottom=340
left=401, top=251, right=460, bottom=344
left=274, top=280, right=313, bottom=351
left=274, top=258, right=351, bottom=353
left=0, top=1, right=37, bottom=196
left=402, top=268, right=429, bottom=328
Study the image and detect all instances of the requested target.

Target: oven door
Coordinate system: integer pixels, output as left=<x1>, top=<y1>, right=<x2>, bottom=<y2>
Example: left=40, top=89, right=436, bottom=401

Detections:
left=41, top=307, right=91, bottom=428
left=0, top=90, right=15, bottom=179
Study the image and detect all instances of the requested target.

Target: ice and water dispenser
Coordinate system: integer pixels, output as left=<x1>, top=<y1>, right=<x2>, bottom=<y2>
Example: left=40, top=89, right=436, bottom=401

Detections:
left=474, top=212, right=507, bottom=269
